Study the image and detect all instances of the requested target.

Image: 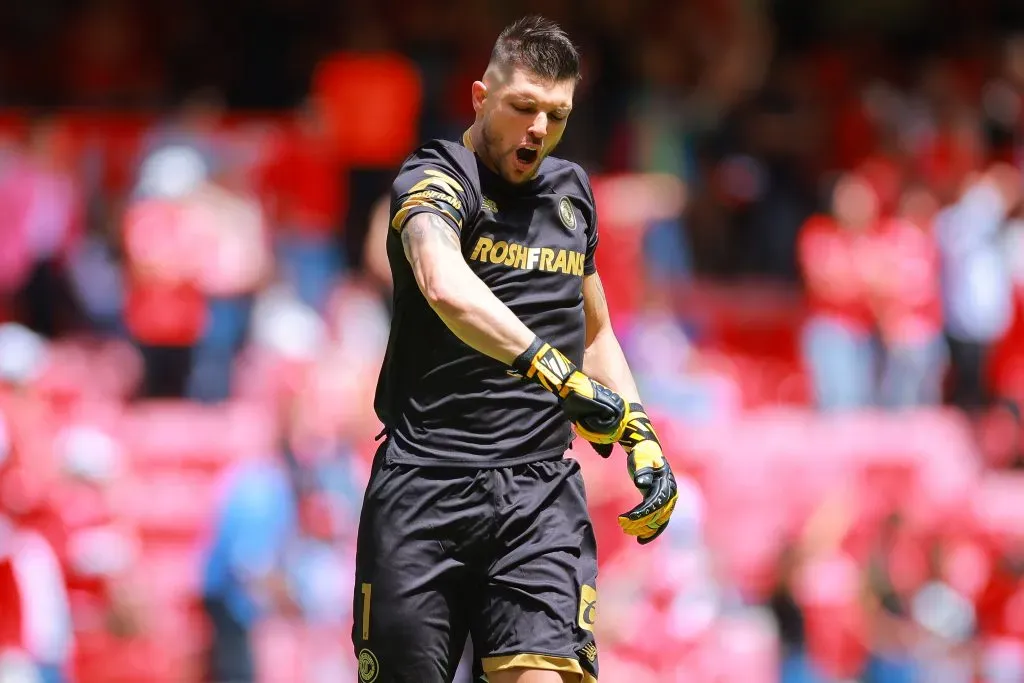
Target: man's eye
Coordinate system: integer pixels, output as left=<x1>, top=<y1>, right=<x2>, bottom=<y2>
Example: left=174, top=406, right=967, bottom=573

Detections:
left=550, top=114, right=566, bottom=122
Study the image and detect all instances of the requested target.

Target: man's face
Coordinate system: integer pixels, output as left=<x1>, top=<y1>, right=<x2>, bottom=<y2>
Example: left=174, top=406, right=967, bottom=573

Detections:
left=474, top=67, right=575, bottom=184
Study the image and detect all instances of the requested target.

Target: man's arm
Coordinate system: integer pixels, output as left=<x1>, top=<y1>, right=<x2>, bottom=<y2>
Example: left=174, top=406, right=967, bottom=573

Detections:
left=400, top=211, right=625, bottom=435
left=581, top=272, right=641, bottom=403
left=401, top=211, right=535, bottom=364
left=580, top=271, right=678, bottom=544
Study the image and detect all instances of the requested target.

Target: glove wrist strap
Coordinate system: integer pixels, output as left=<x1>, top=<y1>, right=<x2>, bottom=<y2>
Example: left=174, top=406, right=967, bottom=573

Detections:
left=621, top=402, right=661, bottom=449
left=512, top=337, right=546, bottom=376
left=512, top=337, right=578, bottom=393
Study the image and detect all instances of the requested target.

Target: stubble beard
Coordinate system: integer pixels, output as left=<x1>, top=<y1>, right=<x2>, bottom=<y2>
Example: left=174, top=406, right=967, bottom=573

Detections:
left=480, top=116, right=544, bottom=184
left=479, top=117, right=509, bottom=181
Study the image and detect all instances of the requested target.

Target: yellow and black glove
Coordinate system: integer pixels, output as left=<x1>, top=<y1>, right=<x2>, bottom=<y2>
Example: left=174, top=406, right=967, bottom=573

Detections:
left=512, top=337, right=626, bottom=444
left=593, top=403, right=678, bottom=545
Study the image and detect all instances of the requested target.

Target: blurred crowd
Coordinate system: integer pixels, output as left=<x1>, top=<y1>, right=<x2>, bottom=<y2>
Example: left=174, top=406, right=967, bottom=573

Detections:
left=3, top=0, right=1024, bottom=682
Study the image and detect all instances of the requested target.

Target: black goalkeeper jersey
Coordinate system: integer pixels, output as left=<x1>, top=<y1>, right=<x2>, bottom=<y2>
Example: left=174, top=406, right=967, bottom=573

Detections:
left=373, top=132, right=599, bottom=467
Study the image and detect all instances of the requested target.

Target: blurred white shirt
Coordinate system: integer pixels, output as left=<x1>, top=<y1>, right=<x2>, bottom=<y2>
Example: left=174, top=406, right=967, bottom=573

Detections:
left=934, top=182, right=1014, bottom=343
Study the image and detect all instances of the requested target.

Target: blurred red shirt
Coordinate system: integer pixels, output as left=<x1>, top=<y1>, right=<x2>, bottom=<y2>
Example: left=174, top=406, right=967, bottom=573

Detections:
left=122, top=198, right=206, bottom=347
left=975, top=559, right=1024, bottom=639
left=0, top=154, right=85, bottom=295
left=312, top=52, right=422, bottom=167
left=262, top=123, right=346, bottom=236
left=867, top=217, right=944, bottom=346
left=796, top=551, right=869, bottom=678
left=797, top=215, right=875, bottom=333
left=0, top=524, right=70, bottom=661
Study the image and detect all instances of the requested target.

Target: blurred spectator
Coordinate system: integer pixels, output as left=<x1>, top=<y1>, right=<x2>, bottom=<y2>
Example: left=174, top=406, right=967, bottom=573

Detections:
left=121, top=196, right=205, bottom=399
left=0, top=522, right=72, bottom=683
left=861, top=513, right=920, bottom=683
left=124, top=110, right=272, bottom=401
left=132, top=90, right=227, bottom=202
left=65, top=221, right=125, bottom=338
left=998, top=212, right=1024, bottom=411
left=184, top=177, right=271, bottom=403
left=310, top=47, right=420, bottom=170
left=0, top=401, right=73, bottom=683
left=121, top=91, right=235, bottom=399
left=0, top=116, right=85, bottom=339
left=361, top=194, right=393, bottom=302
left=767, top=491, right=865, bottom=683
left=974, top=534, right=1024, bottom=681
left=908, top=541, right=976, bottom=683
left=617, top=35, right=692, bottom=179
left=979, top=36, right=1024, bottom=164
left=798, top=173, right=880, bottom=411
left=262, top=99, right=347, bottom=314
left=934, top=163, right=1019, bottom=412
left=42, top=423, right=144, bottom=683
left=871, top=185, right=947, bottom=409
left=198, top=449, right=298, bottom=683
left=623, top=287, right=742, bottom=422
left=197, top=372, right=367, bottom=683
left=311, top=44, right=422, bottom=270
left=0, top=325, right=48, bottom=389
left=769, top=545, right=821, bottom=683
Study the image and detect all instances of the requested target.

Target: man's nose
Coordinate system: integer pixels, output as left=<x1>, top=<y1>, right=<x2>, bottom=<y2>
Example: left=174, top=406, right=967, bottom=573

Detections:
left=528, top=112, right=548, bottom=139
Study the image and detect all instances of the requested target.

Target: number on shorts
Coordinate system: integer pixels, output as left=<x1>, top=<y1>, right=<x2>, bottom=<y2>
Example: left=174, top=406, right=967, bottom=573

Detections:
left=360, top=582, right=372, bottom=641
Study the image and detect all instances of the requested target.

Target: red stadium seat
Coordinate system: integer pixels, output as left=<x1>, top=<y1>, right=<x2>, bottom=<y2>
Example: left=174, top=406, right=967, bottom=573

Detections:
left=120, top=400, right=276, bottom=471
left=254, top=620, right=354, bottom=683
left=117, top=469, right=225, bottom=539
left=970, top=473, right=1024, bottom=546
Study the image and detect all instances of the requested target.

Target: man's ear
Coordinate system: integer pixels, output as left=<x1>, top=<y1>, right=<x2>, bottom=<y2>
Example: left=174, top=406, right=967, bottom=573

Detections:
left=471, top=80, right=487, bottom=113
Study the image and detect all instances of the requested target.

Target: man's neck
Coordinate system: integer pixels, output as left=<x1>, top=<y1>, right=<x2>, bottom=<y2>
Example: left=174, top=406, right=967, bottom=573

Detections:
left=463, top=125, right=499, bottom=176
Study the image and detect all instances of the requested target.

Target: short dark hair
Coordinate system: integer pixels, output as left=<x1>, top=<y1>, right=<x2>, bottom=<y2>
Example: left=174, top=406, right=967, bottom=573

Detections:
left=490, top=16, right=581, bottom=83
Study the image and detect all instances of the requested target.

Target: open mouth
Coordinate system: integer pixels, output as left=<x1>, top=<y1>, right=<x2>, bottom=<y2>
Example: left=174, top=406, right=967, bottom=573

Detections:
left=515, top=147, right=539, bottom=166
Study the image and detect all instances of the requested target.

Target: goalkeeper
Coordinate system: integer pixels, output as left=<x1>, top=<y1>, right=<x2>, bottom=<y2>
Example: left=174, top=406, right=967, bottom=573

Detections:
left=355, top=15, right=677, bottom=683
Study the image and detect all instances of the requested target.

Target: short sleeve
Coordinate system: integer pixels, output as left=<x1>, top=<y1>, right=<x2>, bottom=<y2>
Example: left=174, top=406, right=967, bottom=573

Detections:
left=577, top=167, right=599, bottom=276
left=390, top=142, right=480, bottom=237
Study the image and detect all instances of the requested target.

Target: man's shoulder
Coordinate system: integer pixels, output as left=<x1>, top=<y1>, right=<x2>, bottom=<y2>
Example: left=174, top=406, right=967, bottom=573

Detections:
left=539, top=155, right=592, bottom=195
left=405, top=138, right=479, bottom=174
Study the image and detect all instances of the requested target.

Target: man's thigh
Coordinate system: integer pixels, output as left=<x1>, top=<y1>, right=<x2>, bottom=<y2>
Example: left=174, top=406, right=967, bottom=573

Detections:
left=353, top=459, right=493, bottom=683
left=474, top=458, right=599, bottom=683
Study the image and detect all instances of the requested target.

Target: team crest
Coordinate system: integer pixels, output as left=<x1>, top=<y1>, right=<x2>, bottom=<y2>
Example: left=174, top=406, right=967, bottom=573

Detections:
left=482, top=197, right=499, bottom=213
left=558, top=196, right=577, bottom=230
left=358, top=649, right=379, bottom=682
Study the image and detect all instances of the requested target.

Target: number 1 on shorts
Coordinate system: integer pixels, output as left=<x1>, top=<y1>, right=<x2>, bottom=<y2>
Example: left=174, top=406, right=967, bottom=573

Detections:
left=360, top=582, right=372, bottom=640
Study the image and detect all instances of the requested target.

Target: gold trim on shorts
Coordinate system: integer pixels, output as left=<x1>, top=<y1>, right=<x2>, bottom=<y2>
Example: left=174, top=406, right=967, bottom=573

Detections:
left=480, top=653, right=597, bottom=682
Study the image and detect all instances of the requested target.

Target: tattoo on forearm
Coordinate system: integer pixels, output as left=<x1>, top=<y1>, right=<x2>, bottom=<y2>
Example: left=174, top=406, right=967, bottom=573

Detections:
left=402, top=213, right=461, bottom=264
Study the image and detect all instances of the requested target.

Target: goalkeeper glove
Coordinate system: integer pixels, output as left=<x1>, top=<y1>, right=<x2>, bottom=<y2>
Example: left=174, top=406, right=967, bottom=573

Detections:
left=512, top=337, right=626, bottom=444
left=594, top=403, right=678, bottom=544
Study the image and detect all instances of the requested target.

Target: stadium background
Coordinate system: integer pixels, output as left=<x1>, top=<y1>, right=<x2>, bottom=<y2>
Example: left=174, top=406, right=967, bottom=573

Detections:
left=2, top=0, right=1024, bottom=681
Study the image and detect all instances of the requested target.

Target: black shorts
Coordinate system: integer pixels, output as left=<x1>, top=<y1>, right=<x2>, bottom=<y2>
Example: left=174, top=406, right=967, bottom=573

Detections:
left=352, top=444, right=599, bottom=683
